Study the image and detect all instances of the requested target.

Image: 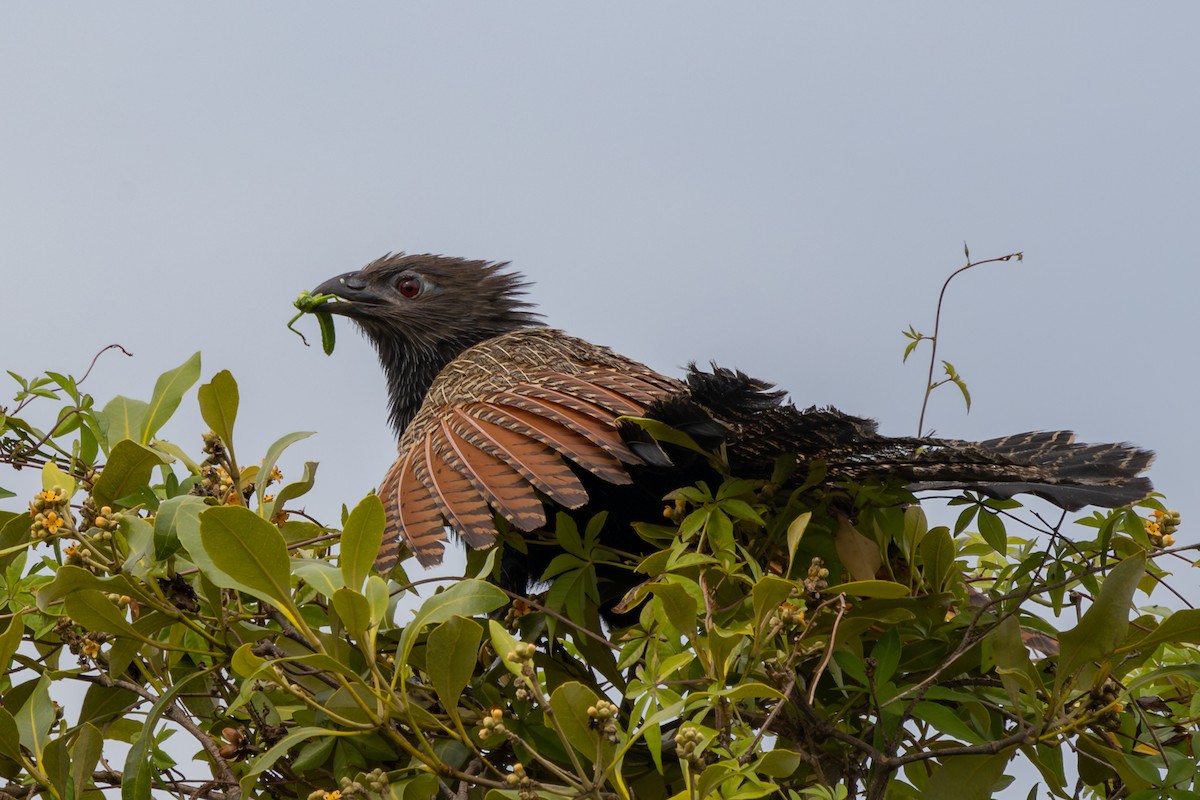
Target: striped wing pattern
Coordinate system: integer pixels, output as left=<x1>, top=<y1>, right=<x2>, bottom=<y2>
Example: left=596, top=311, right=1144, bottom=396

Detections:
left=376, top=369, right=676, bottom=571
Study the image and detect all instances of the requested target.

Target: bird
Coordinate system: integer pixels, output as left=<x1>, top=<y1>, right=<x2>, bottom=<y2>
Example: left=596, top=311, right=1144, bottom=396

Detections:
left=311, top=253, right=1154, bottom=595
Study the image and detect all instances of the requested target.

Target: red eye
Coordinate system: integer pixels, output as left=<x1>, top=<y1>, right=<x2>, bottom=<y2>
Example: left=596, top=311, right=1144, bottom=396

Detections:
left=398, top=277, right=422, bottom=298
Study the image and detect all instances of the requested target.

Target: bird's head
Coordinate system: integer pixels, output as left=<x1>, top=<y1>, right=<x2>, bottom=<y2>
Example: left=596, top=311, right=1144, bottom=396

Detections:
left=313, top=252, right=542, bottom=433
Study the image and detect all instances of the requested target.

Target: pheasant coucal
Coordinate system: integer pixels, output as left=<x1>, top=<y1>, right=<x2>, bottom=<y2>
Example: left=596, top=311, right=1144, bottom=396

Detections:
left=311, top=253, right=1154, bottom=592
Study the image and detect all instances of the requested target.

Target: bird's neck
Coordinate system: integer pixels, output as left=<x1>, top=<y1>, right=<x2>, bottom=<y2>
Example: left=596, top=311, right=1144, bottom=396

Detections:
left=368, top=316, right=545, bottom=436
left=373, top=336, right=459, bottom=436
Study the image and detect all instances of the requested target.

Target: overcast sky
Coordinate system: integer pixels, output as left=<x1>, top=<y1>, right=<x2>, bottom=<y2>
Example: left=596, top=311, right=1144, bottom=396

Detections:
left=2, top=3, right=1197, bottom=789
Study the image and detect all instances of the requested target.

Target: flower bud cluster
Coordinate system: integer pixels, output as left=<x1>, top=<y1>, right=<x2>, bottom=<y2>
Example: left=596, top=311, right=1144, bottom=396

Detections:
left=775, top=601, right=806, bottom=627
left=69, top=502, right=125, bottom=573
left=675, top=724, right=705, bottom=767
left=504, top=763, right=539, bottom=800
left=587, top=699, right=619, bottom=743
left=29, top=488, right=72, bottom=539
left=507, top=642, right=537, bottom=678
left=662, top=497, right=688, bottom=524
left=1086, top=682, right=1125, bottom=731
left=1145, top=509, right=1182, bottom=548
left=197, top=465, right=236, bottom=503
left=477, top=706, right=508, bottom=741
left=310, top=768, right=387, bottom=798
left=504, top=598, right=532, bottom=629
left=56, top=615, right=107, bottom=664
left=201, top=431, right=226, bottom=464
left=803, top=557, right=829, bottom=595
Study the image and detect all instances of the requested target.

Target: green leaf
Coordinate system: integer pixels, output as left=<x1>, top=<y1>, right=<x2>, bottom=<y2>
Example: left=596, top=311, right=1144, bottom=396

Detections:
left=697, top=763, right=733, bottom=800
left=0, top=611, right=25, bottom=671
left=993, top=614, right=1038, bottom=702
left=37, top=566, right=141, bottom=611
left=1119, top=608, right=1200, bottom=654
left=340, top=494, right=385, bottom=591
left=954, top=504, right=979, bottom=535
left=1057, top=552, right=1146, bottom=690
left=123, top=671, right=210, bottom=800
left=150, top=438, right=201, bottom=474
left=92, top=439, right=170, bottom=510
left=488, top=620, right=525, bottom=680
left=1075, top=735, right=1152, bottom=793
left=920, top=527, right=956, bottom=592
left=756, top=748, right=803, bottom=778
left=752, top=576, right=796, bottom=639
left=141, top=352, right=201, bottom=443
left=872, top=627, right=901, bottom=684
left=616, top=416, right=714, bottom=459
left=198, top=506, right=298, bottom=622
left=910, top=701, right=983, bottom=745
left=720, top=498, right=763, bottom=525
left=41, top=738, right=70, bottom=795
left=401, top=774, right=441, bottom=799
left=977, top=510, right=1006, bottom=553
left=71, top=723, right=105, bottom=797
left=64, top=590, right=155, bottom=644
left=0, top=512, right=31, bottom=571
left=254, top=431, right=316, bottom=500
left=835, top=515, right=882, bottom=582
left=241, top=728, right=349, bottom=792
left=365, top=575, right=389, bottom=626
left=0, top=708, right=21, bottom=761
left=708, top=681, right=785, bottom=701
left=706, top=508, right=734, bottom=554
left=79, top=683, right=139, bottom=726
left=922, top=750, right=1015, bottom=800
left=119, top=515, right=158, bottom=578
left=428, top=616, right=483, bottom=728
left=902, top=505, right=929, bottom=559
left=648, top=581, right=699, bottom=635
left=397, top=580, right=508, bottom=669
left=548, top=681, right=606, bottom=761
left=292, top=558, right=343, bottom=598
left=13, top=677, right=54, bottom=760
left=98, top=396, right=149, bottom=447
left=332, top=588, right=372, bottom=641
left=266, top=460, right=318, bottom=516
left=785, top=511, right=811, bottom=576
left=41, top=461, right=75, bottom=496
left=197, top=369, right=239, bottom=448
left=153, top=495, right=208, bottom=561
left=822, top=580, right=909, bottom=599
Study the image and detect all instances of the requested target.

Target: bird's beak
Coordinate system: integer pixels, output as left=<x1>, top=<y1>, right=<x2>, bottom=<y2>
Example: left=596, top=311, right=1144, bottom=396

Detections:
left=312, top=271, right=380, bottom=315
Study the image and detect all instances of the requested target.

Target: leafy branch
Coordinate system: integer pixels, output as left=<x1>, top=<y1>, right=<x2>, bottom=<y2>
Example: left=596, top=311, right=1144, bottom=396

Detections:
left=904, top=244, right=1024, bottom=436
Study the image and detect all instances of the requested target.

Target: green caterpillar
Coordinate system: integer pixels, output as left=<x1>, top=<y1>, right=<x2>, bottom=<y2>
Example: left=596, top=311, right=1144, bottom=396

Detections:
left=287, top=291, right=339, bottom=355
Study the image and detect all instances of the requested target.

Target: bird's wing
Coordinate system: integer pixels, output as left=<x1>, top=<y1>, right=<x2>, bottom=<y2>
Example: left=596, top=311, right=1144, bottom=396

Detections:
left=376, top=366, right=680, bottom=572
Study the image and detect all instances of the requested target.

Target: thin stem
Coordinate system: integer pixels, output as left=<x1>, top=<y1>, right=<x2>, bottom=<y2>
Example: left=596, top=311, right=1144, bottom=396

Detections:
left=917, top=250, right=1022, bottom=437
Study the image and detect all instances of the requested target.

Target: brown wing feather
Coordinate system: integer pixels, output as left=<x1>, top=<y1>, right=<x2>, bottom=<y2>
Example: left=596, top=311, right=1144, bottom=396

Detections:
left=472, top=401, right=633, bottom=485
left=417, top=431, right=496, bottom=549
left=493, top=390, right=644, bottom=464
left=440, top=416, right=547, bottom=531
left=455, top=407, right=591, bottom=507
left=584, top=371, right=677, bottom=405
left=536, top=372, right=646, bottom=416
left=395, top=448, right=449, bottom=567
left=380, top=357, right=683, bottom=570
left=515, top=382, right=633, bottom=423
left=375, top=458, right=407, bottom=572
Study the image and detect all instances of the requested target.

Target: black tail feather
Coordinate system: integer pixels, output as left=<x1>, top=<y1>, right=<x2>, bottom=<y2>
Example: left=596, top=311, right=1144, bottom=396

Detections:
left=677, top=364, right=1155, bottom=511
